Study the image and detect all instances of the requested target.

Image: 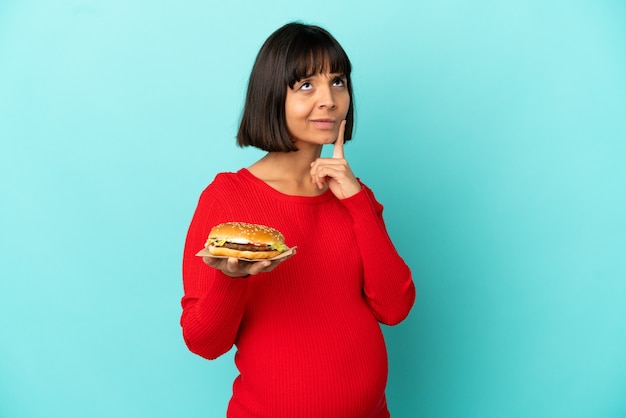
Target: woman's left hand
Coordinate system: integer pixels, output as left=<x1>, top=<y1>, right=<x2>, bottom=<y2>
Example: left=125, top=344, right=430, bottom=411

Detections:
left=310, top=120, right=362, bottom=200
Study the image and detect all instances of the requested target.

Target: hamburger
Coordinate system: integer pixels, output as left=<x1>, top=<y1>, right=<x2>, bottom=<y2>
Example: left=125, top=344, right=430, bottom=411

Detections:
left=205, top=222, right=289, bottom=259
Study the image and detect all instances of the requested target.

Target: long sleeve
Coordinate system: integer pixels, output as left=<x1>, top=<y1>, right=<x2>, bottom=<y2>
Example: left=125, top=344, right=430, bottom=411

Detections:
left=180, top=184, right=249, bottom=360
left=179, top=170, right=412, bottom=417
left=339, top=184, right=416, bottom=325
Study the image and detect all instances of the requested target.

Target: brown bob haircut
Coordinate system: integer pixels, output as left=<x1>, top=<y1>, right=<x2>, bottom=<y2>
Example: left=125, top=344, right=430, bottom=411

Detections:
left=237, top=22, right=354, bottom=152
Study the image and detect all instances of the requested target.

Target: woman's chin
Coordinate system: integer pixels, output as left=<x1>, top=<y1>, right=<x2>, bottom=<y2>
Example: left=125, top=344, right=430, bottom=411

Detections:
left=293, top=136, right=337, bottom=147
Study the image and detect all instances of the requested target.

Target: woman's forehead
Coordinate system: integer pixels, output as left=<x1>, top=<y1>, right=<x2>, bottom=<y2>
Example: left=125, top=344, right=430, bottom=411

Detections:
left=292, top=54, right=348, bottom=76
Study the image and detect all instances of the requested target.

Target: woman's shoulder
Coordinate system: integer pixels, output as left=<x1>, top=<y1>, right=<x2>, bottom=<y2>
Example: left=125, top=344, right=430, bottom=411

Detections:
left=205, top=169, right=246, bottom=188
left=212, top=169, right=244, bottom=184
left=198, top=169, right=253, bottom=198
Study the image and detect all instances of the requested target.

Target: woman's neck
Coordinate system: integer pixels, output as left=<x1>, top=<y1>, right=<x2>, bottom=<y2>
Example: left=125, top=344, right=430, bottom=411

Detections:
left=248, top=145, right=327, bottom=196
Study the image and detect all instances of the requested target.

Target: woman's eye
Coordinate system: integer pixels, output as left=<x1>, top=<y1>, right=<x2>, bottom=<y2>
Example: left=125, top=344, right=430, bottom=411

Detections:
left=299, top=82, right=312, bottom=90
left=333, top=78, right=346, bottom=87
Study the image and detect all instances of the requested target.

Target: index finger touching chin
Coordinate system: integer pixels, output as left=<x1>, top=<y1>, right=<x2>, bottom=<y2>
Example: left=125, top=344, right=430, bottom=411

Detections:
left=332, top=120, right=346, bottom=159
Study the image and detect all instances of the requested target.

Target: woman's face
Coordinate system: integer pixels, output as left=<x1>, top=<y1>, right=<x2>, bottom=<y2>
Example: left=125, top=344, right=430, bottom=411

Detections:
left=285, top=72, right=350, bottom=147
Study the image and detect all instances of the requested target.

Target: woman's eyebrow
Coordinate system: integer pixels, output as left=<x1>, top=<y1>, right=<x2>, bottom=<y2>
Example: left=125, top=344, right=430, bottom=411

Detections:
left=302, top=72, right=345, bottom=79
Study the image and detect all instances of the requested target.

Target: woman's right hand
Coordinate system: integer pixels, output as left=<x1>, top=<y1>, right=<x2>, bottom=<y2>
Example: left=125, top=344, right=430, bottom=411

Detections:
left=202, top=253, right=294, bottom=278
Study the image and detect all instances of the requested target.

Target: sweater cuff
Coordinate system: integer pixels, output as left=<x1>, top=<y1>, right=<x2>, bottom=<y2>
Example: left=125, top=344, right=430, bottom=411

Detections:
left=339, top=187, right=379, bottom=221
left=201, top=269, right=250, bottom=303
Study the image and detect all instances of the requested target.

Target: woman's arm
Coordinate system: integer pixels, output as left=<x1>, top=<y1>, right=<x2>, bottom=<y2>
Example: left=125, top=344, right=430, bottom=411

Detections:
left=339, top=184, right=416, bottom=325
left=180, top=185, right=249, bottom=360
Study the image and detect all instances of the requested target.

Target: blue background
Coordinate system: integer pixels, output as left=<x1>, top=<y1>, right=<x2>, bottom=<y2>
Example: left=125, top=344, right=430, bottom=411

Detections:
left=1, top=1, right=625, bottom=417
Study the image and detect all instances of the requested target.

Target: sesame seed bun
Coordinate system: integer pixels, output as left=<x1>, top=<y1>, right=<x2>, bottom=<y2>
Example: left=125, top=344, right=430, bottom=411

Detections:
left=206, top=222, right=287, bottom=260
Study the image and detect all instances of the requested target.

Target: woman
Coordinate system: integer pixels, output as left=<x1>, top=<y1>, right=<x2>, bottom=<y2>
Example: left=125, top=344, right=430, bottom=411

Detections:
left=181, top=22, right=416, bottom=417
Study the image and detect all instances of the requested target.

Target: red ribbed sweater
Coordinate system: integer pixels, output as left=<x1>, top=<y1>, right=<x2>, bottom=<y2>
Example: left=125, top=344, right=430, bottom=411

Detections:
left=181, top=168, right=415, bottom=417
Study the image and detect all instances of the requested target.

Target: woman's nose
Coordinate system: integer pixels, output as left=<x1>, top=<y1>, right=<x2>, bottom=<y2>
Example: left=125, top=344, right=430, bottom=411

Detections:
left=317, top=86, right=336, bottom=109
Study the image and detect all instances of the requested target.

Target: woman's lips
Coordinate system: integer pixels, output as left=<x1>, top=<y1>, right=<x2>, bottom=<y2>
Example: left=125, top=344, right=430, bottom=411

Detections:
left=310, top=119, right=336, bottom=130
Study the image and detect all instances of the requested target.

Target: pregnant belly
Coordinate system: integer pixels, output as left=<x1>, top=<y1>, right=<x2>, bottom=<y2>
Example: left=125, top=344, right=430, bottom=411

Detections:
left=231, top=307, right=389, bottom=417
